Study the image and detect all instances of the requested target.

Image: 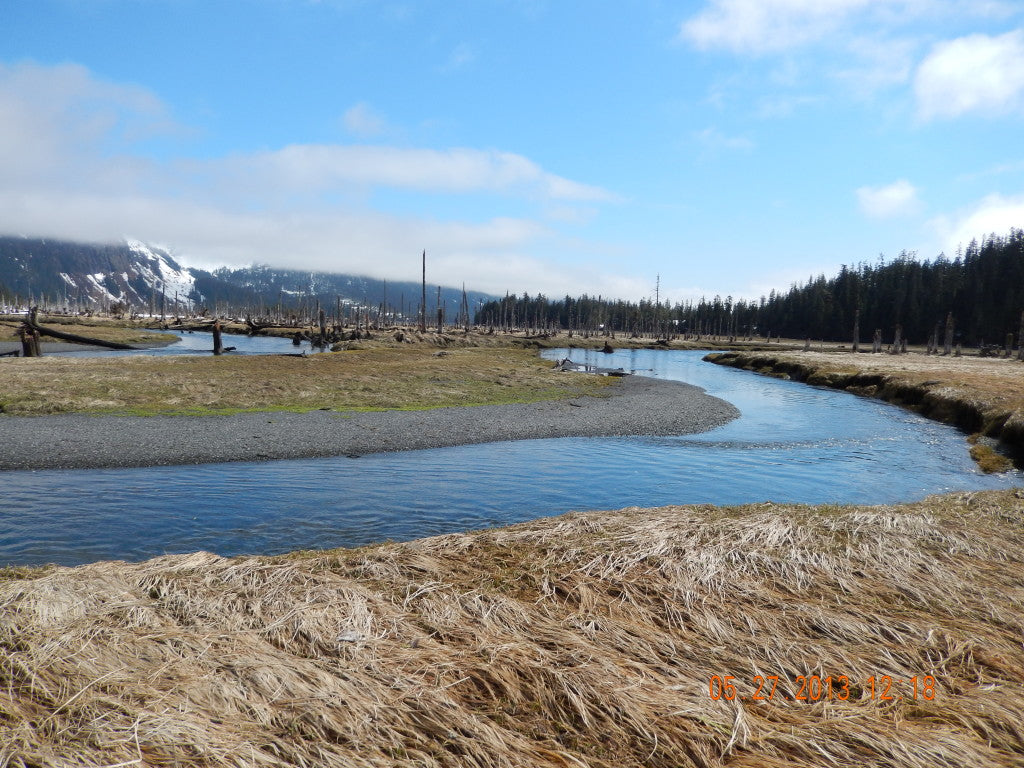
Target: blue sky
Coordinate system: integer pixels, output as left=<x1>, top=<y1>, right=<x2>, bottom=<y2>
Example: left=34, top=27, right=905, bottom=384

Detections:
left=2, top=1, right=1024, bottom=302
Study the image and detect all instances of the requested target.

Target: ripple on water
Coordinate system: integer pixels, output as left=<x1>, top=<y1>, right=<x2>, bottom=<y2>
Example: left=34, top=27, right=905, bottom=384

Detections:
left=0, top=350, right=1019, bottom=566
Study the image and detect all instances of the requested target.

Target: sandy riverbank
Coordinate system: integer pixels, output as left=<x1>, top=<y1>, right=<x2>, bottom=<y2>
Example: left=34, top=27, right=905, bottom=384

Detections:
left=0, top=374, right=738, bottom=470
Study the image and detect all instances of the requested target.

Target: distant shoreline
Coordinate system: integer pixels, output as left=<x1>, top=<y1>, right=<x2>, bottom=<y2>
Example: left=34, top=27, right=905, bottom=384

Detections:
left=0, top=333, right=179, bottom=356
left=0, top=374, right=739, bottom=471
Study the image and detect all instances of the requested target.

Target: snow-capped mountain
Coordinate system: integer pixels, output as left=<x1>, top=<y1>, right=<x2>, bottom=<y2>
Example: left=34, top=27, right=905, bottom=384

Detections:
left=124, top=240, right=196, bottom=306
left=0, top=236, right=200, bottom=311
left=0, top=236, right=497, bottom=317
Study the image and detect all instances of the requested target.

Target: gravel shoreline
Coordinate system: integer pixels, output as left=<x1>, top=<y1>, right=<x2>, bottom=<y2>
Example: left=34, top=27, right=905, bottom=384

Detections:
left=0, top=375, right=738, bottom=471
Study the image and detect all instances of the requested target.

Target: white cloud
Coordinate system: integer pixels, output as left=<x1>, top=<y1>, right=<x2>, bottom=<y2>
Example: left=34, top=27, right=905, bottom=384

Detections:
left=834, top=35, right=916, bottom=96
left=915, top=30, right=1024, bottom=120
left=856, top=179, right=921, bottom=218
left=0, top=187, right=565, bottom=293
left=213, top=144, right=615, bottom=202
left=0, top=61, right=176, bottom=189
left=694, top=126, right=754, bottom=152
left=680, top=0, right=905, bottom=55
left=681, top=0, right=1019, bottom=55
left=930, top=193, right=1024, bottom=253
left=957, top=159, right=1024, bottom=181
left=0, top=62, right=626, bottom=297
left=341, top=102, right=388, bottom=136
left=755, top=93, right=821, bottom=118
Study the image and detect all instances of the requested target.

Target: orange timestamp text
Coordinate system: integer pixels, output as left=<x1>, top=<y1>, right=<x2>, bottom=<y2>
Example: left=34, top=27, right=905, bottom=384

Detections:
left=707, top=674, right=937, bottom=703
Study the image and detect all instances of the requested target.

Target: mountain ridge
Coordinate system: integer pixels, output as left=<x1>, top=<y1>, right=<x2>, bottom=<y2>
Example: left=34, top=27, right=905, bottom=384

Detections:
left=0, top=236, right=496, bottom=320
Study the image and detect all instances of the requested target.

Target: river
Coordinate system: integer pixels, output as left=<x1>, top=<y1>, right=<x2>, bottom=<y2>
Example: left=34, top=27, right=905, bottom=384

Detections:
left=0, top=346, right=1018, bottom=566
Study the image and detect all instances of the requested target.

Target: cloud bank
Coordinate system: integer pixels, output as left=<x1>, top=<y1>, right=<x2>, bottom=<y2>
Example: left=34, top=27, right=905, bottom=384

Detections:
left=680, top=0, right=908, bottom=55
left=0, top=62, right=635, bottom=298
left=931, top=193, right=1024, bottom=254
left=915, top=30, right=1024, bottom=120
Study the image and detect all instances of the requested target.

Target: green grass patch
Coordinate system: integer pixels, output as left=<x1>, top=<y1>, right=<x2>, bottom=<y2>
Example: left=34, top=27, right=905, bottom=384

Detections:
left=0, top=346, right=614, bottom=416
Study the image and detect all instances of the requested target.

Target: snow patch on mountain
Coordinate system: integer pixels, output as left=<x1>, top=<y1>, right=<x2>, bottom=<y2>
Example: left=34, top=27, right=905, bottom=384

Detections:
left=86, top=273, right=119, bottom=302
left=126, top=240, right=197, bottom=308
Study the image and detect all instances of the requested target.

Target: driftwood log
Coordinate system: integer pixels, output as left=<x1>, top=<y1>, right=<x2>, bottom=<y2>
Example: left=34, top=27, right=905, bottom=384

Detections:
left=167, top=320, right=217, bottom=332
left=245, top=317, right=274, bottom=334
left=25, top=319, right=137, bottom=350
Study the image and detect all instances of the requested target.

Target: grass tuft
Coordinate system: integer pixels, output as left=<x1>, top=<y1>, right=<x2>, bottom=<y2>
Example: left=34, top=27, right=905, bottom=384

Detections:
left=3, top=490, right=1024, bottom=766
left=0, top=346, right=613, bottom=415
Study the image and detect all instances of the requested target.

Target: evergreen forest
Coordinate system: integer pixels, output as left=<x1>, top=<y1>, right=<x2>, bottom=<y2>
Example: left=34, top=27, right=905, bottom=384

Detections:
left=477, top=229, right=1024, bottom=347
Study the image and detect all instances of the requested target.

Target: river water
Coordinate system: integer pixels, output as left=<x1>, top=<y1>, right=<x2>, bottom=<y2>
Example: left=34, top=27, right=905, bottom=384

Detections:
left=49, top=328, right=324, bottom=357
left=1, top=347, right=1019, bottom=567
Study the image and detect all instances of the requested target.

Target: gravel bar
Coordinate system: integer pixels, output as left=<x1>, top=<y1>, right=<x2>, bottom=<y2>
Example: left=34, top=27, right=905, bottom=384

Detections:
left=0, top=375, right=739, bottom=470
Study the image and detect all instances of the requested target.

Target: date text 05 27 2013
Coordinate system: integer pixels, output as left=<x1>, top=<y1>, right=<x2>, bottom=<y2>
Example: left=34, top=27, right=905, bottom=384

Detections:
left=707, top=674, right=937, bottom=703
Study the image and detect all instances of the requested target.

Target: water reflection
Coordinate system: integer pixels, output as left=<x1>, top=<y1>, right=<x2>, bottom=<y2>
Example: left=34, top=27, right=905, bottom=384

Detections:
left=50, top=329, right=324, bottom=357
left=0, top=349, right=1018, bottom=566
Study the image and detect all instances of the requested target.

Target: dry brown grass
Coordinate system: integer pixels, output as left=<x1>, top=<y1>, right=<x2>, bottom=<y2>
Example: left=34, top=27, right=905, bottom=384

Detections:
left=0, top=346, right=612, bottom=415
left=709, top=349, right=1024, bottom=470
left=3, top=489, right=1024, bottom=767
left=772, top=349, right=1024, bottom=415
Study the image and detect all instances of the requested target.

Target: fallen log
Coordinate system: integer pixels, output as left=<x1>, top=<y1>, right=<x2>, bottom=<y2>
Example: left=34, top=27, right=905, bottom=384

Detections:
left=245, top=316, right=275, bottom=334
left=166, top=321, right=216, bottom=332
left=26, top=320, right=138, bottom=350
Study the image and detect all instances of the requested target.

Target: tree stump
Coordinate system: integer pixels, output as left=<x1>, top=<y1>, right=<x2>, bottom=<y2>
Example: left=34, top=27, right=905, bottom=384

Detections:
left=19, top=326, right=37, bottom=357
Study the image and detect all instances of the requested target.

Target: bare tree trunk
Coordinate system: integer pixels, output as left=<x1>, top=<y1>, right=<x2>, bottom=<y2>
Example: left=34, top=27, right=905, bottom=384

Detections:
left=891, top=325, right=903, bottom=354
left=19, top=326, right=38, bottom=357
left=213, top=319, right=223, bottom=355
left=436, top=285, right=443, bottom=333
left=25, top=317, right=136, bottom=350
left=943, top=312, right=954, bottom=355
left=1019, top=311, right=1024, bottom=361
left=420, top=250, right=427, bottom=333
left=852, top=309, right=860, bottom=353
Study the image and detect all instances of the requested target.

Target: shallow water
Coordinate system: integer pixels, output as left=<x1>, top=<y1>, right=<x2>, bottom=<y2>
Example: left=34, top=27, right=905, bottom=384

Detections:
left=50, top=329, right=324, bottom=357
left=0, top=349, right=1019, bottom=566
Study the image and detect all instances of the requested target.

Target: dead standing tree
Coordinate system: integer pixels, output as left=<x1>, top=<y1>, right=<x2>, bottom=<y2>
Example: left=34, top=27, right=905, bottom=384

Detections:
left=419, top=250, right=427, bottom=334
left=436, top=285, right=443, bottom=334
left=1019, top=311, right=1024, bottom=361
left=891, top=324, right=904, bottom=354
left=19, top=325, right=41, bottom=357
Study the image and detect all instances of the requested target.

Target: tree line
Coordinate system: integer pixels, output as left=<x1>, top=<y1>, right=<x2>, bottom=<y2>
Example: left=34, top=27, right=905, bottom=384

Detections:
left=477, top=229, right=1024, bottom=347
